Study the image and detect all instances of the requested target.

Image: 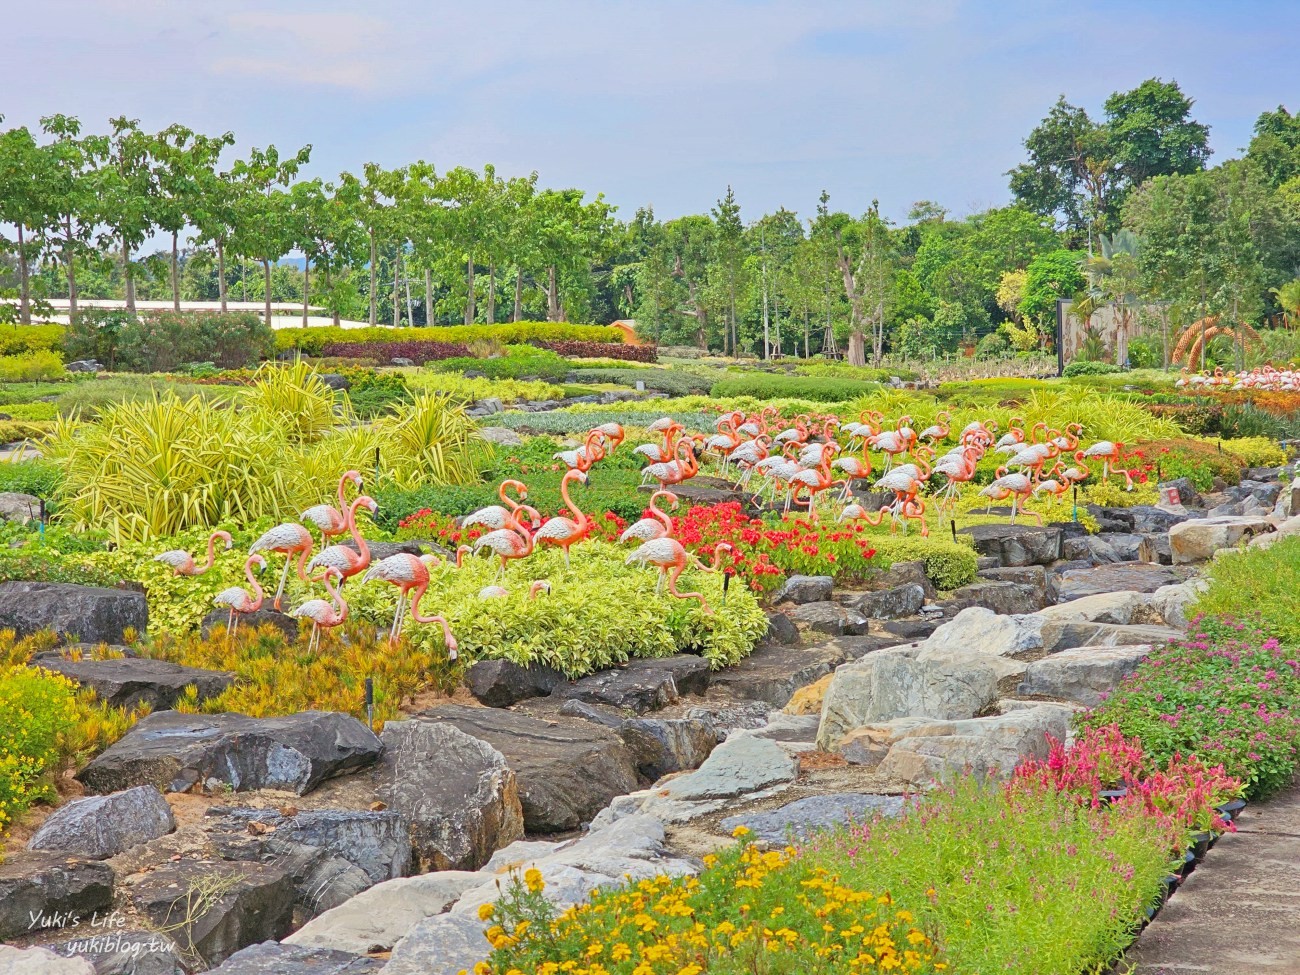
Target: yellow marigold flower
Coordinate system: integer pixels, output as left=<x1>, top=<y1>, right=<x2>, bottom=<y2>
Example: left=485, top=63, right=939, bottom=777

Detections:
left=611, top=944, right=632, bottom=962
left=702, top=854, right=718, bottom=867
left=477, top=903, right=495, bottom=921
left=473, top=964, right=491, bottom=975
left=677, top=966, right=703, bottom=975
left=524, top=868, right=545, bottom=893
left=731, top=825, right=751, bottom=838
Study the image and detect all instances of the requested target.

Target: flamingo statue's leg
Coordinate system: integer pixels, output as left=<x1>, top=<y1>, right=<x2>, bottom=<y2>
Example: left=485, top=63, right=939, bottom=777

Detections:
left=1021, top=495, right=1043, bottom=527
left=388, top=593, right=404, bottom=645
left=655, top=568, right=666, bottom=595
left=273, top=556, right=292, bottom=612
left=666, top=563, right=709, bottom=614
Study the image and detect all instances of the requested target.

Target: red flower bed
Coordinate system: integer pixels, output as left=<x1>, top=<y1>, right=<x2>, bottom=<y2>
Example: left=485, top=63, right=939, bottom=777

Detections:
left=542, top=339, right=657, bottom=362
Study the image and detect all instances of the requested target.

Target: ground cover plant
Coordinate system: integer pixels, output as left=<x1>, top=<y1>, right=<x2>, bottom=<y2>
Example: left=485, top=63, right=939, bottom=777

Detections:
left=431, top=344, right=572, bottom=382
left=281, top=322, right=623, bottom=356
left=711, top=373, right=883, bottom=402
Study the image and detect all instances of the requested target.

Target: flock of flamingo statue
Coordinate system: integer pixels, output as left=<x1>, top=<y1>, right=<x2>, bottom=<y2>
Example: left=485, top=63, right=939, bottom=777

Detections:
left=154, top=405, right=1136, bottom=651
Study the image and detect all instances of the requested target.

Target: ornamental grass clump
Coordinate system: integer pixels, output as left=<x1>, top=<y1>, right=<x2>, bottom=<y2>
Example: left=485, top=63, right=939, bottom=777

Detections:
left=474, top=833, right=949, bottom=975
left=1082, top=615, right=1300, bottom=798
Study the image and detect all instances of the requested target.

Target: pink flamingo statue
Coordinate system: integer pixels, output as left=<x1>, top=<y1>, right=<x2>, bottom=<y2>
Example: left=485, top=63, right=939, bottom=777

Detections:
left=1078, top=441, right=1133, bottom=489
left=619, top=490, right=679, bottom=543
left=625, top=540, right=734, bottom=614
left=535, top=469, right=592, bottom=567
left=361, top=552, right=457, bottom=656
left=154, top=530, right=233, bottom=576
left=479, top=580, right=551, bottom=600
left=211, top=553, right=267, bottom=641
left=249, top=523, right=315, bottom=611
left=292, top=567, right=347, bottom=653
left=299, top=470, right=363, bottom=542
left=554, top=429, right=608, bottom=472
left=591, top=422, right=625, bottom=451
left=474, top=525, right=534, bottom=578
left=463, top=479, right=542, bottom=533
left=306, top=495, right=379, bottom=584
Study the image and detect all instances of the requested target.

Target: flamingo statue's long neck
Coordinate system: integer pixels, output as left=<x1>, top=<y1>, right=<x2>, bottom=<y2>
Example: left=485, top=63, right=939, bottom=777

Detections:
left=338, top=470, right=361, bottom=513
left=346, top=496, right=371, bottom=565
left=499, top=479, right=527, bottom=512
left=559, top=471, right=588, bottom=529
left=245, top=556, right=265, bottom=612
left=648, top=491, right=675, bottom=534
left=201, top=533, right=223, bottom=574
left=324, top=572, right=347, bottom=623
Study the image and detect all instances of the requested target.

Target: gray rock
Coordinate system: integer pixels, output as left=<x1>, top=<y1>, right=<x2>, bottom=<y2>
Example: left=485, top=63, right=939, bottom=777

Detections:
left=556, top=699, right=625, bottom=728
left=619, top=717, right=717, bottom=780
left=977, top=564, right=1052, bottom=597
left=762, top=611, right=801, bottom=646
left=1017, top=644, right=1153, bottom=706
left=285, top=872, right=481, bottom=955
left=30, top=654, right=234, bottom=711
left=77, top=710, right=382, bottom=797
left=774, top=575, right=834, bottom=604
left=420, top=705, right=638, bottom=833
left=1062, top=534, right=1120, bottom=564
left=1128, top=505, right=1198, bottom=534
left=1230, top=479, right=1282, bottom=507
left=1157, top=477, right=1199, bottom=506
left=1139, top=532, right=1173, bottom=565
left=1170, top=515, right=1274, bottom=563
left=662, top=734, right=796, bottom=800
left=1040, top=620, right=1181, bottom=653
left=65, top=359, right=102, bottom=373
left=0, top=853, right=114, bottom=942
left=478, top=426, right=524, bottom=446
left=1100, top=532, right=1149, bottom=561
left=209, top=943, right=382, bottom=973
left=47, top=931, right=185, bottom=975
left=683, top=700, right=773, bottom=736
left=127, top=861, right=294, bottom=967
left=551, top=656, right=710, bottom=713
left=948, top=580, right=1044, bottom=615
left=319, top=374, right=351, bottom=391
left=0, top=491, right=42, bottom=523
left=466, top=658, right=566, bottom=707
left=720, top=793, right=905, bottom=844
left=708, top=640, right=863, bottom=708
left=29, top=786, right=175, bottom=859
left=1039, top=590, right=1163, bottom=626
left=788, top=601, right=870, bottom=636
left=1053, top=562, right=1186, bottom=602
left=871, top=559, right=937, bottom=600
left=0, top=946, right=94, bottom=975
left=381, top=913, right=486, bottom=975
left=922, top=607, right=1045, bottom=659
left=850, top=584, right=925, bottom=620
left=878, top=618, right=939, bottom=641
left=389, top=357, right=415, bottom=366
left=201, top=607, right=300, bottom=641
left=0, top=582, right=147, bottom=645
left=958, top=524, right=1063, bottom=566
left=376, top=720, right=522, bottom=872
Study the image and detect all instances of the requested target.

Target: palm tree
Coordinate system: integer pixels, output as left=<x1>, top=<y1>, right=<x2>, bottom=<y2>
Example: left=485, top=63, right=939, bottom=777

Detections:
left=1270, top=279, right=1300, bottom=329
left=1074, top=230, right=1142, bottom=366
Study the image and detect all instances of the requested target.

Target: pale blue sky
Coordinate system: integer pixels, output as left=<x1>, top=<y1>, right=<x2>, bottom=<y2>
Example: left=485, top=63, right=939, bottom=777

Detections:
left=8, top=1, right=1299, bottom=224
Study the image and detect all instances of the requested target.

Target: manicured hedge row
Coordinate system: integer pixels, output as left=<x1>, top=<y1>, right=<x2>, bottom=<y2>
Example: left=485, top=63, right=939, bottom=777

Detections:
left=322, top=340, right=470, bottom=364
left=544, top=340, right=655, bottom=362
left=0, top=324, right=65, bottom=356
left=710, top=373, right=883, bottom=402
left=276, top=322, right=622, bottom=355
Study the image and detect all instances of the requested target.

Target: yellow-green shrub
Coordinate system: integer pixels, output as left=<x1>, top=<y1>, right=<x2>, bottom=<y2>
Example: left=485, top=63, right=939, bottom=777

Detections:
left=276, top=322, right=621, bottom=356
left=0, top=324, right=65, bottom=356
left=404, top=371, right=557, bottom=405
left=0, top=350, right=66, bottom=382
left=1223, top=436, right=1288, bottom=469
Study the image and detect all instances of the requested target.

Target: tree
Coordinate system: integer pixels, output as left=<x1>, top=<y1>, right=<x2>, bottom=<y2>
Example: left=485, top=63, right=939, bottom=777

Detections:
left=150, top=125, right=233, bottom=311
left=831, top=200, right=895, bottom=366
left=338, top=163, right=399, bottom=327
left=0, top=120, right=55, bottom=323
left=711, top=186, right=744, bottom=355
left=229, top=143, right=312, bottom=326
left=1018, top=249, right=1085, bottom=336
left=1104, top=79, right=1211, bottom=188
left=93, top=117, right=158, bottom=315
left=38, top=115, right=99, bottom=323
left=290, top=178, right=362, bottom=326
left=1247, top=105, right=1300, bottom=189
left=1073, top=230, right=1143, bottom=364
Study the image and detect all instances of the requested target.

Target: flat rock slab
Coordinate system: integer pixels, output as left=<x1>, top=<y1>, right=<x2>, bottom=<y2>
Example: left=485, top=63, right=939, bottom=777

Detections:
left=419, top=704, right=638, bottom=833
left=720, top=793, right=905, bottom=844
left=0, top=852, right=114, bottom=942
left=663, top=734, right=796, bottom=801
left=128, top=861, right=294, bottom=968
left=708, top=639, right=870, bottom=708
left=958, top=524, right=1063, bottom=566
left=29, top=785, right=175, bottom=859
left=380, top=913, right=487, bottom=975
left=30, top=653, right=233, bottom=711
left=0, top=946, right=95, bottom=974
left=551, top=656, right=711, bottom=713
left=948, top=580, right=1045, bottom=615
left=77, top=710, right=382, bottom=797
left=1017, top=644, right=1153, bottom=707
left=206, top=942, right=383, bottom=974
left=1128, top=783, right=1300, bottom=974
left=465, top=658, right=566, bottom=708
left=1169, top=515, right=1274, bottom=563
left=1040, top=621, right=1181, bottom=653
left=47, top=932, right=186, bottom=974
left=1054, top=562, right=1188, bottom=602
left=0, top=582, right=147, bottom=645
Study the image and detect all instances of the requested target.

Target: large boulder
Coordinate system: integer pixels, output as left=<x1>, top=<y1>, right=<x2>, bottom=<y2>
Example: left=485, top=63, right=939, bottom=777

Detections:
left=0, top=582, right=147, bottom=644
left=816, top=645, right=1005, bottom=749
left=465, top=659, right=565, bottom=708
left=1169, top=515, right=1274, bottom=563
left=1039, top=620, right=1181, bottom=653
left=1017, top=644, right=1153, bottom=706
left=128, top=861, right=294, bottom=967
left=774, top=575, right=834, bottom=604
left=1052, top=562, right=1187, bottom=602
left=420, top=705, right=638, bottom=833
left=787, top=601, right=869, bottom=636
left=0, top=853, right=114, bottom=941
left=77, top=711, right=382, bottom=797
left=618, top=716, right=717, bottom=780
left=958, top=524, right=1063, bottom=566
left=285, top=871, right=481, bottom=955
left=1150, top=579, right=1208, bottom=628
left=0, top=947, right=94, bottom=975
left=46, top=932, right=186, bottom=975
left=922, top=607, right=1045, bottom=659
left=375, top=720, right=521, bottom=872
left=948, top=580, right=1044, bottom=615
left=707, top=640, right=867, bottom=708
left=29, top=786, right=175, bottom=859
left=379, top=914, right=487, bottom=975
left=550, top=656, right=711, bottom=713
left=30, top=654, right=233, bottom=711
left=658, top=733, right=797, bottom=802
left=849, top=584, right=926, bottom=620
left=205, top=942, right=383, bottom=974
left=0, top=491, right=42, bottom=523
left=719, top=793, right=905, bottom=844
left=1038, top=590, right=1163, bottom=626
left=836, top=705, right=1072, bottom=786
left=201, top=607, right=299, bottom=642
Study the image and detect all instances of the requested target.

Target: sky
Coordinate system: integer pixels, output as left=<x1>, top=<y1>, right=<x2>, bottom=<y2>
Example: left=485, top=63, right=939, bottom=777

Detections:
left=7, top=0, right=1299, bottom=226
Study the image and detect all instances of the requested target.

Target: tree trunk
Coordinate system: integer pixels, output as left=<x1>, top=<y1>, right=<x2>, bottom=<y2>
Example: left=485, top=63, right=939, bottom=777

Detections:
left=15, top=224, right=30, bottom=325
left=872, top=304, right=884, bottom=367
left=217, top=240, right=228, bottom=312
left=368, top=228, right=378, bottom=327
left=121, top=237, right=136, bottom=316
left=486, top=262, right=496, bottom=324
left=63, top=218, right=78, bottom=324
left=424, top=268, right=433, bottom=326
left=326, top=264, right=340, bottom=326
left=170, top=231, right=181, bottom=311
left=392, top=249, right=401, bottom=328
left=513, top=269, right=523, bottom=322
left=804, top=309, right=810, bottom=359
left=546, top=265, right=560, bottom=322
left=847, top=330, right=867, bottom=367
left=761, top=259, right=770, bottom=359
left=302, top=259, right=310, bottom=327
left=464, top=256, right=476, bottom=325
left=262, top=259, right=272, bottom=327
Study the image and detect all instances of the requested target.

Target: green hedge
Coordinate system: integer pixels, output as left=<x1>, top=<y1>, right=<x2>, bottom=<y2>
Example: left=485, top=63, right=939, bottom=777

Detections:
left=0, top=324, right=65, bottom=356
left=570, top=368, right=715, bottom=397
left=710, top=373, right=882, bottom=402
left=276, top=322, right=622, bottom=356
